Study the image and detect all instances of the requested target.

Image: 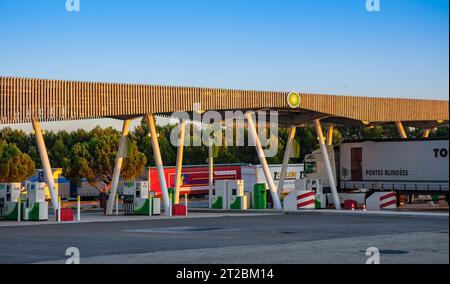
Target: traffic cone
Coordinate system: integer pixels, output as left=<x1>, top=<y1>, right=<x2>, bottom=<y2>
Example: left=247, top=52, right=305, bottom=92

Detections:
left=351, top=203, right=355, bottom=211
left=362, top=204, right=367, bottom=211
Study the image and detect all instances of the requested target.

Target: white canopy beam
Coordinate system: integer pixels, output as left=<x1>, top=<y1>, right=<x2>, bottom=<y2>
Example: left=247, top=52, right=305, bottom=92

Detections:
left=174, top=119, right=186, bottom=205
left=106, top=119, right=131, bottom=215
left=246, top=113, right=282, bottom=210
left=32, top=119, right=58, bottom=213
left=314, top=119, right=341, bottom=210
left=277, top=126, right=296, bottom=199
left=395, top=121, right=408, bottom=139
left=146, top=114, right=171, bottom=216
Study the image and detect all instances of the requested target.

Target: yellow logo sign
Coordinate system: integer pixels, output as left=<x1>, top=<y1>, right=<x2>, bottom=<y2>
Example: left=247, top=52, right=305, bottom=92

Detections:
left=287, top=92, right=301, bottom=108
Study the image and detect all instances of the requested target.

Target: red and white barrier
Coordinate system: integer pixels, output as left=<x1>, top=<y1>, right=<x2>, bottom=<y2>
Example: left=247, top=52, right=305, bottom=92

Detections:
left=366, top=192, right=397, bottom=211
left=284, top=190, right=316, bottom=211
left=297, top=191, right=316, bottom=209
left=380, top=192, right=397, bottom=209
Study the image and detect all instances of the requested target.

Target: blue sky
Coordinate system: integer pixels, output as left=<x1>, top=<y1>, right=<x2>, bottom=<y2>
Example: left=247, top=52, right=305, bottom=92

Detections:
left=0, top=0, right=448, bottom=131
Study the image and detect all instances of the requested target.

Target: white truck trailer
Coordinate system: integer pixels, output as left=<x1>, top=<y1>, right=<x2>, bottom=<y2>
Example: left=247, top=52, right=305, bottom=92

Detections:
left=241, top=164, right=304, bottom=195
left=304, top=139, right=449, bottom=204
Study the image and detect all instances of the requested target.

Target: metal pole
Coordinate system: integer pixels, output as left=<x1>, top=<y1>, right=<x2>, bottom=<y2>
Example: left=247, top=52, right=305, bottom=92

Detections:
left=169, top=193, right=173, bottom=217
left=106, top=119, right=131, bottom=215
left=277, top=126, right=296, bottom=198
left=174, top=119, right=186, bottom=205
left=115, top=194, right=119, bottom=216
left=327, top=125, right=334, bottom=146
left=395, top=121, right=408, bottom=139
left=246, top=113, right=282, bottom=210
left=314, top=120, right=341, bottom=210
left=146, top=114, right=171, bottom=216
left=148, top=194, right=153, bottom=217
left=185, top=193, right=188, bottom=216
left=77, top=196, right=81, bottom=222
left=32, top=119, right=58, bottom=213
left=208, top=141, right=214, bottom=209
left=17, top=196, right=21, bottom=222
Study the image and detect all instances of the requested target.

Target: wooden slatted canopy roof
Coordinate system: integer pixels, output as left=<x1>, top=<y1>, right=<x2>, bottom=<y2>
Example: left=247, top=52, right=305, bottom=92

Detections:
left=0, top=77, right=448, bottom=128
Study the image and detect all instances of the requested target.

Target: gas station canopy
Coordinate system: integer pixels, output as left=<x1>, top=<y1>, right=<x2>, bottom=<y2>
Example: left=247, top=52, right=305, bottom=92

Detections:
left=0, top=77, right=448, bottom=128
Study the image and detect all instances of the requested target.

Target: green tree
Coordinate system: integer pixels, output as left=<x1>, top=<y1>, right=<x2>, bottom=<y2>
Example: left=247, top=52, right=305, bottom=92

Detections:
left=47, top=129, right=90, bottom=168
left=337, top=124, right=411, bottom=140
left=131, top=119, right=177, bottom=167
left=297, top=126, right=320, bottom=162
left=62, top=130, right=147, bottom=193
left=0, top=128, right=31, bottom=153
left=431, top=126, right=449, bottom=138
left=0, top=140, right=36, bottom=183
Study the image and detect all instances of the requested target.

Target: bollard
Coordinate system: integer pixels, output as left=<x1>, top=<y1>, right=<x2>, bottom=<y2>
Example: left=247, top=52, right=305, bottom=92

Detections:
left=184, top=193, right=188, bottom=216
left=77, top=196, right=81, bottom=222
left=169, top=193, right=173, bottom=217
left=149, top=194, right=152, bottom=217
left=17, top=196, right=21, bottom=222
left=58, top=197, right=61, bottom=223
left=115, top=194, right=119, bottom=216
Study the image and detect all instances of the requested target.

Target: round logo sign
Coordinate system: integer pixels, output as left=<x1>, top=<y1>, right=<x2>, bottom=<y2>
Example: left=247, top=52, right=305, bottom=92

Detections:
left=287, top=92, right=301, bottom=108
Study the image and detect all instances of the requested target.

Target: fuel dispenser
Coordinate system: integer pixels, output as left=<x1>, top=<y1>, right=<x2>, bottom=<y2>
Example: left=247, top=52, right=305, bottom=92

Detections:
left=0, top=183, right=21, bottom=220
left=24, top=182, right=48, bottom=221
left=134, top=181, right=151, bottom=215
left=253, top=183, right=267, bottom=209
left=123, top=181, right=161, bottom=216
left=123, top=181, right=153, bottom=216
left=306, top=179, right=326, bottom=209
left=211, top=180, right=227, bottom=209
left=227, top=180, right=247, bottom=210
left=123, top=181, right=134, bottom=215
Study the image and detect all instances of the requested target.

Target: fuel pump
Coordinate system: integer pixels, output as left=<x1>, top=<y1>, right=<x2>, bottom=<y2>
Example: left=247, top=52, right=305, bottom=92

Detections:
left=306, top=179, right=326, bottom=209
left=227, top=180, right=247, bottom=210
left=0, top=183, right=22, bottom=220
left=211, top=180, right=227, bottom=209
left=123, top=181, right=155, bottom=216
left=24, top=182, right=48, bottom=221
left=253, top=183, right=267, bottom=209
left=134, top=181, right=151, bottom=215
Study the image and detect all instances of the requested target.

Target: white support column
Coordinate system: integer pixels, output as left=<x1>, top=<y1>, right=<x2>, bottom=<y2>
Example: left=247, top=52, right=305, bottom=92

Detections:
left=146, top=114, right=171, bottom=216
left=32, top=119, right=58, bottom=212
left=327, top=125, right=334, bottom=146
left=314, top=119, right=341, bottom=210
left=208, top=141, right=214, bottom=209
left=106, top=119, right=131, bottom=215
left=423, top=129, right=431, bottom=139
left=174, top=119, right=186, bottom=205
left=395, top=121, right=408, bottom=139
left=277, top=126, right=296, bottom=198
left=246, top=113, right=282, bottom=210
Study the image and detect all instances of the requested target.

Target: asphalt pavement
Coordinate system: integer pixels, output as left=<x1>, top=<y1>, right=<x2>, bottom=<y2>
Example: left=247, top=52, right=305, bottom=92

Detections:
left=0, top=212, right=447, bottom=264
